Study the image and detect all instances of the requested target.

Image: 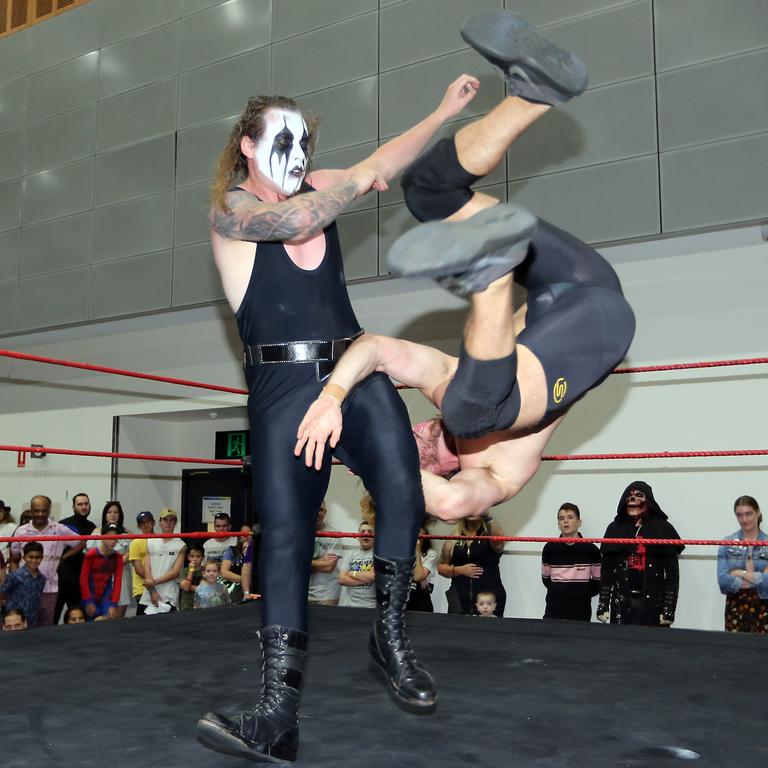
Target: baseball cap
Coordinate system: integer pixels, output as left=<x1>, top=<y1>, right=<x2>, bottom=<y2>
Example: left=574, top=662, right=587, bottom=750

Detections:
left=136, top=511, right=154, bottom=523
left=0, top=500, right=10, bottom=510
left=159, top=508, right=178, bottom=520
left=102, top=523, right=123, bottom=535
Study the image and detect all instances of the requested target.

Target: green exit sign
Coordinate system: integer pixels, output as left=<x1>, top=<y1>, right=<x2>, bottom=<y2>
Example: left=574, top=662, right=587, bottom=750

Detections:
left=215, top=430, right=250, bottom=459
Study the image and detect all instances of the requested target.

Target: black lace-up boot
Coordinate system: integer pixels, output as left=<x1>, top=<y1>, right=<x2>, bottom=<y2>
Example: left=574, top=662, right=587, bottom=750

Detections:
left=196, top=625, right=308, bottom=763
left=369, top=554, right=437, bottom=713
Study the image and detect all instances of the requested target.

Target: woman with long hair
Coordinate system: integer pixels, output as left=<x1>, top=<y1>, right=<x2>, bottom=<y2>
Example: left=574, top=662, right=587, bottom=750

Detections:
left=437, top=515, right=506, bottom=616
left=717, top=495, right=768, bottom=633
left=87, top=501, right=133, bottom=618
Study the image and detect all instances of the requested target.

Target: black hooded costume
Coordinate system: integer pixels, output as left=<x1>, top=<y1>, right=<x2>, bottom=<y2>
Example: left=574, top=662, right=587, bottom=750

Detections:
left=598, top=481, right=684, bottom=626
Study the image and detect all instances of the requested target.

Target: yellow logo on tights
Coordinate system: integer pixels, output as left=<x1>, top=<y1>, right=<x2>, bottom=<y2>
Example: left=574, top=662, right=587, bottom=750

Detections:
left=553, top=377, right=568, bottom=404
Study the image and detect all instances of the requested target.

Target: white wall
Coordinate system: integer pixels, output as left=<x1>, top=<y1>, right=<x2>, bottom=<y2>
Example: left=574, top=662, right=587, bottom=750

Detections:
left=0, top=223, right=766, bottom=631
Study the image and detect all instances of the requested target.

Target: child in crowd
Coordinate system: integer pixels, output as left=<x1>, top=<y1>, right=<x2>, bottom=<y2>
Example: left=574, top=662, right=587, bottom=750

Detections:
left=476, top=591, right=498, bottom=617
left=64, top=606, right=86, bottom=624
left=194, top=559, right=231, bottom=609
left=0, top=541, right=46, bottom=627
left=541, top=503, right=601, bottom=621
left=80, top=524, right=124, bottom=620
left=179, top=544, right=205, bottom=611
left=2, top=608, right=27, bottom=631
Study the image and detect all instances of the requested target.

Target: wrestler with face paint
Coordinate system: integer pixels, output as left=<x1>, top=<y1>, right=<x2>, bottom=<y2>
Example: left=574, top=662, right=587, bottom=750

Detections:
left=252, top=109, right=311, bottom=197
left=200, top=76, right=481, bottom=763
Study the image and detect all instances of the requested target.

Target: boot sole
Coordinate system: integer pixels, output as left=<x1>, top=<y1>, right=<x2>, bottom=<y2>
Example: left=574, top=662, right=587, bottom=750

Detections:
left=461, top=11, right=588, bottom=101
left=196, top=718, right=295, bottom=764
left=387, top=203, right=537, bottom=282
left=369, top=659, right=437, bottom=715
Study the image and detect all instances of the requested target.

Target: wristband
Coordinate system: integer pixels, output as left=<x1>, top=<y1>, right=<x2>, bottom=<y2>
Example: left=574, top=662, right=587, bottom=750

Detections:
left=320, top=383, right=347, bottom=406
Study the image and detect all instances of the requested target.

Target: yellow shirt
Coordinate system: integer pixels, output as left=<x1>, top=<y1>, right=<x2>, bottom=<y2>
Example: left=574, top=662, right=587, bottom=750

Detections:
left=128, top=538, right=149, bottom=597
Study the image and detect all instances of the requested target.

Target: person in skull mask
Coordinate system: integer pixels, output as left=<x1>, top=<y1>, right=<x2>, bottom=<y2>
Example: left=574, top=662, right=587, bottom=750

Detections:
left=597, top=481, right=684, bottom=627
left=196, top=77, right=480, bottom=763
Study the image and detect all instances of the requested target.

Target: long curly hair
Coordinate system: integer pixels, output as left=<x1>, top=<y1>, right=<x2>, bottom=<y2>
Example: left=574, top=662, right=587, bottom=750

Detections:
left=210, top=95, right=319, bottom=213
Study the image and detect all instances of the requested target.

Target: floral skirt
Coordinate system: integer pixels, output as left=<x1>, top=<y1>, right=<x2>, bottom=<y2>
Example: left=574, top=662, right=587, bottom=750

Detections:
left=724, top=590, right=768, bottom=633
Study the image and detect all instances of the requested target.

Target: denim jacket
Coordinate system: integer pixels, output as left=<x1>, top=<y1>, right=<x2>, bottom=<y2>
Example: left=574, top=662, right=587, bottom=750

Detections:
left=717, top=530, right=768, bottom=599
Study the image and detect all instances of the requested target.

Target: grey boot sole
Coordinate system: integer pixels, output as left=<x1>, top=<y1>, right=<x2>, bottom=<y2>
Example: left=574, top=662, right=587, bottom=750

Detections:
left=387, top=203, right=537, bottom=293
left=461, top=10, right=588, bottom=103
left=196, top=717, right=295, bottom=764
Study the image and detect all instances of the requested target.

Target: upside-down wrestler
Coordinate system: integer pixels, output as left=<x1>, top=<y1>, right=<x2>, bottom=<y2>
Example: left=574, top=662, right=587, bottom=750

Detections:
left=195, top=76, right=481, bottom=762
left=296, top=11, right=636, bottom=524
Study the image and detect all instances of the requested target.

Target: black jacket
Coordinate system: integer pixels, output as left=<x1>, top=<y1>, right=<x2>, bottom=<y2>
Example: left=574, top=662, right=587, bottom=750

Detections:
left=599, top=482, right=684, bottom=626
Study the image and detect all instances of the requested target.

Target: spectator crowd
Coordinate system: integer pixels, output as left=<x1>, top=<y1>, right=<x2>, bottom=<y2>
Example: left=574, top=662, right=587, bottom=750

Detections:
left=1, top=487, right=766, bottom=634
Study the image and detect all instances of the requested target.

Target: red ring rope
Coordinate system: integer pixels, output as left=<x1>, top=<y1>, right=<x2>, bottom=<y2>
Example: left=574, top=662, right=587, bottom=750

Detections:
left=0, top=444, right=240, bottom=466
left=0, top=530, right=760, bottom=547
left=1, top=347, right=765, bottom=396
left=3, top=444, right=767, bottom=466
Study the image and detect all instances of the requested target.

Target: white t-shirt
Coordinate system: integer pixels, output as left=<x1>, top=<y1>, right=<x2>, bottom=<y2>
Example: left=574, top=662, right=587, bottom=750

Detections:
left=308, top=526, right=343, bottom=602
left=204, top=536, right=237, bottom=563
left=0, top=521, right=15, bottom=561
left=338, top=547, right=375, bottom=608
left=419, top=548, right=437, bottom=583
left=140, top=537, right=186, bottom=608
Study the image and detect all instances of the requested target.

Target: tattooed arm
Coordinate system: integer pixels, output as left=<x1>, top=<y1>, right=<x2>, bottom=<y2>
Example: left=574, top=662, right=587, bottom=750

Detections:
left=211, top=181, right=357, bottom=242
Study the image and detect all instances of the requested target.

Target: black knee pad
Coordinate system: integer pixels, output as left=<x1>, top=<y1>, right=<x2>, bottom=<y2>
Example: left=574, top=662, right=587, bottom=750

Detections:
left=441, top=346, right=521, bottom=439
left=401, top=137, right=481, bottom=222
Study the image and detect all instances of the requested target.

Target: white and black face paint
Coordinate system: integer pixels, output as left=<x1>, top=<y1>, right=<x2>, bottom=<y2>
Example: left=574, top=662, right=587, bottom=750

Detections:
left=254, top=109, right=310, bottom=196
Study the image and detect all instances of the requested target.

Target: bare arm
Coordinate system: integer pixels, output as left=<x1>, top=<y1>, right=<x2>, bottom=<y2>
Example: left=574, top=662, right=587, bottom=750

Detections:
left=360, top=74, right=479, bottom=181
left=294, top=333, right=456, bottom=469
left=220, top=557, right=242, bottom=583
left=211, top=182, right=359, bottom=242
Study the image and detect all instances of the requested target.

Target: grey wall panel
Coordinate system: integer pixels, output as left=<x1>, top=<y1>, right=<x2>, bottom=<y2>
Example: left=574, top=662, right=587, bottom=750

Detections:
left=380, top=0, right=500, bottom=71
left=17, top=267, right=89, bottom=330
left=507, top=0, right=634, bottom=27
left=655, top=0, right=768, bottom=71
left=181, top=0, right=270, bottom=71
left=27, top=52, right=98, bottom=123
left=22, top=158, right=94, bottom=226
left=93, top=192, right=174, bottom=262
left=379, top=50, right=504, bottom=138
left=177, top=115, right=237, bottom=187
left=312, top=141, right=379, bottom=213
left=508, top=77, right=656, bottom=179
left=545, top=1, right=653, bottom=89
left=98, top=23, right=180, bottom=100
left=661, top=132, right=768, bottom=232
left=172, top=241, right=224, bottom=306
left=0, top=229, right=19, bottom=283
left=297, top=77, right=378, bottom=155
left=175, top=182, right=211, bottom=246
left=508, top=156, right=660, bottom=243
left=0, top=79, right=28, bottom=132
left=0, top=281, right=16, bottom=334
left=336, top=208, right=378, bottom=281
left=25, top=105, right=97, bottom=175
left=0, top=179, right=21, bottom=232
left=378, top=203, right=417, bottom=275
left=0, top=130, right=23, bottom=182
left=657, top=48, right=768, bottom=151
left=0, top=29, right=28, bottom=86
left=96, top=78, right=178, bottom=153
left=94, top=135, right=175, bottom=207
left=274, top=0, right=377, bottom=41
left=20, top=212, right=92, bottom=277
left=28, top=2, right=100, bottom=73
left=272, top=13, right=378, bottom=97
left=178, top=47, right=270, bottom=128
left=90, top=251, right=173, bottom=319
left=101, top=0, right=181, bottom=47
left=182, top=0, right=225, bottom=14
left=378, top=113, right=507, bottom=207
